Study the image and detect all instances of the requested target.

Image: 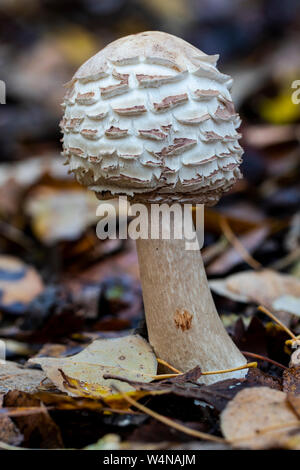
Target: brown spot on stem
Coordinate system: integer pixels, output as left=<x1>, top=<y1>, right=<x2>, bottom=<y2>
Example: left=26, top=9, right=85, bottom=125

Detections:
left=174, top=309, right=193, bottom=331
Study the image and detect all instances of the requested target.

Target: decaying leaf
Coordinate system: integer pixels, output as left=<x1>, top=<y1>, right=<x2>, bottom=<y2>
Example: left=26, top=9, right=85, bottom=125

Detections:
left=30, top=335, right=157, bottom=396
left=0, top=361, right=47, bottom=394
left=60, top=370, right=164, bottom=409
left=210, top=269, right=300, bottom=315
left=3, top=391, right=64, bottom=448
left=220, top=387, right=300, bottom=449
left=0, top=394, right=23, bottom=446
left=283, top=367, right=300, bottom=395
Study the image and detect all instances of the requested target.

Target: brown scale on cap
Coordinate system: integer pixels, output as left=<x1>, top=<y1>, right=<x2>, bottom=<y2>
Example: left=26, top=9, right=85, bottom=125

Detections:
left=61, top=31, right=243, bottom=205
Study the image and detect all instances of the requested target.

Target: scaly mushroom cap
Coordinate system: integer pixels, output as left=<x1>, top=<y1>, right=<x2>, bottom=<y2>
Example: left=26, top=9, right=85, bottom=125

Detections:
left=61, top=31, right=243, bottom=204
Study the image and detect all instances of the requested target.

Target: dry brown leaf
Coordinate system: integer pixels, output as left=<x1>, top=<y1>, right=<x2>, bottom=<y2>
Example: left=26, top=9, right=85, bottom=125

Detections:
left=30, top=335, right=157, bottom=397
left=220, top=386, right=300, bottom=449
left=0, top=361, right=46, bottom=394
left=210, top=269, right=300, bottom=315
left=283, top=367, right=300, bottom=395
left=3, top=390, right=64, bottom=448
left=0, top=394, right=23, bottom=446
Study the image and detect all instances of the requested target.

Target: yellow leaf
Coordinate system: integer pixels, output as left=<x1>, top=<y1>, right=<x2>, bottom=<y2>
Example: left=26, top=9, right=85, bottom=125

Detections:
left=60, top=370, right=164, bottom=410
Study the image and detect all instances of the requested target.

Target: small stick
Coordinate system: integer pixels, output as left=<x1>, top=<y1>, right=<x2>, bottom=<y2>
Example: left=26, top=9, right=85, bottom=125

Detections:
left=241, top=351, right=288, bottom=370
left=220, top=216, right=262, bottom=270
left=202, top=361, right=257, bottom=376
left=157, top=357, right=182, bottom=374
left=112, top=386, right=225, bottom=443
left=150, top=362, right=257, bottom=380
left=258, top=305, right=297, bottom=340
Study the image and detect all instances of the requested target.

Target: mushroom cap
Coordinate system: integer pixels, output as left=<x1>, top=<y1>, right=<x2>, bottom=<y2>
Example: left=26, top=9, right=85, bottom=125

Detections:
left=61, top=31, right=243, bottom=205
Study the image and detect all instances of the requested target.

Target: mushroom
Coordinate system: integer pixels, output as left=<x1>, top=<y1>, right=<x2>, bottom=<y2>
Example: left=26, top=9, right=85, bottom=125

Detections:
left=61, top=31, right=246, bottom=383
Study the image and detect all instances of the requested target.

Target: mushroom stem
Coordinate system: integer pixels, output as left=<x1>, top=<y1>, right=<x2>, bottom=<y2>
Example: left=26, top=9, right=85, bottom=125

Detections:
left=136, top=206, right=246, bottom=384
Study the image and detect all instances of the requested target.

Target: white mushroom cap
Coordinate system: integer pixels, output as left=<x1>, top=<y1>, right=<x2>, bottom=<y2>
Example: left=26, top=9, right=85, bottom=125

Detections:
left=61, top=31, right=243, bottom=205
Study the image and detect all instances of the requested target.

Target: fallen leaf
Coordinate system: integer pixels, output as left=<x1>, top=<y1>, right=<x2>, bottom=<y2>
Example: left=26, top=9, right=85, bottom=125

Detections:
left=210, top=269, right=300, bottom=315
left=0, top=256, right=44, bottom=315
left=3, top=391, right=64, bottom=448
left=0, top=361, right=46, bottom=394
left=272, top=295, right=300, bottom=316
left=0, top=394, right=23, bottom=446
left=30, top=335, right=157, bottom=396
left=60, top=370, right=164, bottom=409
left=220, top=387, right=299, bottom=449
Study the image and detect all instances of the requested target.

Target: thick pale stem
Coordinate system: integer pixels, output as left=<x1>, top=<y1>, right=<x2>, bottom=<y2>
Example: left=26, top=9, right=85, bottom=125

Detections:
left=136, top=207, right=246, bottom=384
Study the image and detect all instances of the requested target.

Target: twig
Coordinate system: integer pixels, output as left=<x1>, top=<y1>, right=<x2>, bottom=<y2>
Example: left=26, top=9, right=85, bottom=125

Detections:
left=112, top=386, right=225, bottom=443
left=202, top=362, right=257, bottom=375
left=258, top=305, right=297, bottom=340
left=241, top=351, right=288, bottom=370
left=150, top=362, right=257, bottom=380
left=220, top=216, right=262, bottom=270
left=157, top=357, right=182, bottom=374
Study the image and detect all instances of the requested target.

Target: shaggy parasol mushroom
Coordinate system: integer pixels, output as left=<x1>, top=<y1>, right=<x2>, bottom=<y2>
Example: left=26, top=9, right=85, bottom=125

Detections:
left=61, top=31, right=246, bottom=383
